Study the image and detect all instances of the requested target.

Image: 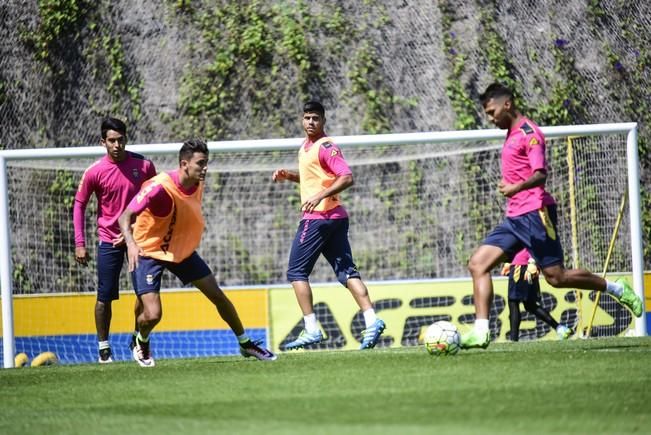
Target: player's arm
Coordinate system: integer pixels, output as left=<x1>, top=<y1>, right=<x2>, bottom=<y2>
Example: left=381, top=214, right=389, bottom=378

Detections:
left=272, top=169, right=299, bottom=183
left=301, top=174, right=352, bottom=213
left=73, top=168, right=95, bottom=266
left=499, top=132, right=548, bottom=197
left=118, top=207, right=143, bottom=272
left=118, top=182, right=154, bottom=272
left=498, top=170, right=547, bottom=198
left=119, top=180, right=173, bottom=271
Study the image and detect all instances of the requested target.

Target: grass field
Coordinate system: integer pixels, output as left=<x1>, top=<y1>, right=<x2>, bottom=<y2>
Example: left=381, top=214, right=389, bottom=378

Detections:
left=1, top=337, right=650, bottom=435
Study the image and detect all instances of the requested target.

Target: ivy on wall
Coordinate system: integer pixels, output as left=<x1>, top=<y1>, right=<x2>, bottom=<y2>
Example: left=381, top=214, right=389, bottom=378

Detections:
left=587, top=1, right=651, bottom=259
left=22, top=0, right=143, bottom=126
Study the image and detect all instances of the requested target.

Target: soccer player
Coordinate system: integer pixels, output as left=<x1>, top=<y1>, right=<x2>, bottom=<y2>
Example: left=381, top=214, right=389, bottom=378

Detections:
left=118, top=139, right=276, bottom=367
left=502, top=249, right=573, bottom=341
left=74, top=117, right=157, bottom=363
left=461, top=83, right=643, bottom=349
left=272, top=101, right=386, bottom=350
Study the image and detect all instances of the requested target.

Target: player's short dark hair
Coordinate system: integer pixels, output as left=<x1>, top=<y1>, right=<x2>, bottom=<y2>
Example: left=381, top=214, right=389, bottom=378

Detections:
left=101, top=117, right=127, bottom=139
left=479, top=83, right=515, bottom=106
left=179, top=139, right=208, bottom=163
left=303, top=101, right=325, bottom=117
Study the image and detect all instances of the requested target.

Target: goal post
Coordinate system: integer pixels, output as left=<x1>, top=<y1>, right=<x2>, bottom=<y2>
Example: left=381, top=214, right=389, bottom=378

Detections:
left=0, top=123, right=645, bottom=368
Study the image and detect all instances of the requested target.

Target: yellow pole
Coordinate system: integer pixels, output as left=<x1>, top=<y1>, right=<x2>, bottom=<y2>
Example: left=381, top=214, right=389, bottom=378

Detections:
left=585, top=191, right=628, bottom=337
left=566, top=137, right=583, bottom=333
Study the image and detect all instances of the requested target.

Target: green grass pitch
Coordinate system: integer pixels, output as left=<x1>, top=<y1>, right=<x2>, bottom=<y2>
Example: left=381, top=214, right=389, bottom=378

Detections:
left=1, top=337, right=650, bottom=434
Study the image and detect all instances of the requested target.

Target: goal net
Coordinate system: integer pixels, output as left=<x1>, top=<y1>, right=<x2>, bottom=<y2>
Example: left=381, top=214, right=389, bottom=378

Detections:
left=0, top=124, right=643, bottom=365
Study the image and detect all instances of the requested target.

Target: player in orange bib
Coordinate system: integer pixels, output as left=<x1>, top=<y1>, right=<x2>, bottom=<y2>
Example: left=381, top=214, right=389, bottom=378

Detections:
left=119, top=139, right=276, bottom=367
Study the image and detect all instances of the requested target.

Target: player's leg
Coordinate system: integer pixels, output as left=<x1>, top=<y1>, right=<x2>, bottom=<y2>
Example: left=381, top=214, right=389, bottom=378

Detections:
left=129, top=256, right=164, bottom=367
left=506, top=265, right=523, bottom=341
left=529, top=206, right=642, bottom=317
left=322, top=218, right=385, bottom=349
left=462, top=220, right=520, bottom=349
left=173, top=253, right=276, bottom=361
left=461, top=244, right=507, bottom=349
left=95, top=241, right=124, bottom=363
left=130, top=297, right=143, bottom=352
left=94, top=301, right=112, bottom=362
left=135, top=292, right=162, bottom=341
left=130, top=292, right=159, bottom=367
left=522, top=275, right=562, bottom=335
left=523, top=298, right=558, bottom=329
left=468, top=244, right=507, bottom=319
left=523, top=293, right=573, bottom=339
left=283, top=219, right=328, bottom=349
left=192, top=273, right=276, bottom=361
left=507, top=299, right=521, bottom=341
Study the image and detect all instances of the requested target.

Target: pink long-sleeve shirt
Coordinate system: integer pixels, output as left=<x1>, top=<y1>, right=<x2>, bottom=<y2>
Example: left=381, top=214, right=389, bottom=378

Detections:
left=73, top=152, right=156, bottom=246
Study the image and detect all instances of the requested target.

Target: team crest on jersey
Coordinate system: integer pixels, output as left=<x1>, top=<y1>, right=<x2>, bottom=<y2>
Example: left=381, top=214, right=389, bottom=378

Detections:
left=132, top=168, right=140, bottom=178
left=520, top=122, right=534, bottom=135
left=330, top=149, right=338, bottom=157
left=529, top=137, right=540, bottom=146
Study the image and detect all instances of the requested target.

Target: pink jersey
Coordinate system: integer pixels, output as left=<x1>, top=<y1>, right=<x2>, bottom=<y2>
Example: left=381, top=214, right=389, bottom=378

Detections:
left=511, top=248, right=531, bottom=266
left=301, top=137, right=351, bottom=220
left=74, top=152, right=156, bottom=246
left=501, top=117, right=556, bottom=217
left=127, top=170, right=198, bottom=216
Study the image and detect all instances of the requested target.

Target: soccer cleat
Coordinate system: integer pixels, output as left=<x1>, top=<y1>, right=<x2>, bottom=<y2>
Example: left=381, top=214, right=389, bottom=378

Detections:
left=132, top=337, right=155, bottom=367
left=282, top=329, right=323, bottom=350
left=98, top=347, right=113, bottom=364
left=616, top=278, right=643, bottom=318
left=240, top=339, right=277, bottom=361
left=556, top=325, right=573, bottom=340
left=460, top=329, right=490, bottom=349
left=359, top=319, right=386, bottom=350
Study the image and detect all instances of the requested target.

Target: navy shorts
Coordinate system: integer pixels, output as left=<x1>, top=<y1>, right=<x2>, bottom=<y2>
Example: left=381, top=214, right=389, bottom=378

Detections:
left=131, top=251, right=212, bottom=296
left=97, top=241, right=127, bottom=303
left=287, top=218, right=361, bottom=286
left=483, top=205, right=564, bottom=269
left=507, top=264, right=540, bottom=303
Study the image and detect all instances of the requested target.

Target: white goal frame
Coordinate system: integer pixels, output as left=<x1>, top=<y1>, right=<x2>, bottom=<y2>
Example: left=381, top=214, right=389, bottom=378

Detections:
left=0, top=123, right=645, bottom=367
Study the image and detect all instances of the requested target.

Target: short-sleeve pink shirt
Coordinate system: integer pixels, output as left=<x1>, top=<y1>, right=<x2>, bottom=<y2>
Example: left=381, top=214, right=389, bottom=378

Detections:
left=501, top=118, right=556, bottom=217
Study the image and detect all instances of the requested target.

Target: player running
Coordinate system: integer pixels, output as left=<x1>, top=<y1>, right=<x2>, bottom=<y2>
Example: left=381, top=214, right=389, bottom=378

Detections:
left=74, top=117, right=156, bottom=363
left=272, top=101, right=386, bottom=351
left=118, top=139, right=276, bottom=367
left=461, top=83, right=642, bottom=349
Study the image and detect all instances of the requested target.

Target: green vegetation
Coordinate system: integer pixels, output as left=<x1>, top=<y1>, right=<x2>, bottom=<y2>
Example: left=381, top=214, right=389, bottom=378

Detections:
left=23, top=0, right=142, bottom=124
left=1, top=338, right=649, bottom=434
left=4, top=2, right=650, bottom=279
left=438, top=1, right=479, bottom=131
left=587, top=3, right=651, bottom=259
left=27, top=0, right=88, bottom=64
left=171, top=1, right=404, bottom=139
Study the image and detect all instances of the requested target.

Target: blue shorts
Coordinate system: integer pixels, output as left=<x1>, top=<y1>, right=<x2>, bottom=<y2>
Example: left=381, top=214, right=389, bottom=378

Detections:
left=507, top=264, right=540, bottom=303
left=97, top=241, right=127, bottom=303
left=483, top=205, right=564, bottom=269
left=287, top=218, right=361, bottom=286
left=131, top=251, right=212, bottom=296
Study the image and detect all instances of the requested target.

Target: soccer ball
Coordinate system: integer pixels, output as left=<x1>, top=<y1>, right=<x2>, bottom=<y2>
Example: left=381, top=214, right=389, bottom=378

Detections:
left=423, top=321, right=461, bottom=356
